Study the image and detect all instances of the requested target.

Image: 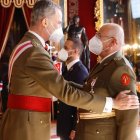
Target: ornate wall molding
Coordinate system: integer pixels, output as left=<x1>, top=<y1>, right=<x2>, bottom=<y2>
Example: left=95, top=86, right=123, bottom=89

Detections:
left=0, top=0, right=36, bottom=8
left=94, top=0, right=103, bottom=31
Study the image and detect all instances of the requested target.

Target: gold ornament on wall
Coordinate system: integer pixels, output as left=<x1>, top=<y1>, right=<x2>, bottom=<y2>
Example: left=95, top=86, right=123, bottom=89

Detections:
left=94, top=0, right=103, bottom=31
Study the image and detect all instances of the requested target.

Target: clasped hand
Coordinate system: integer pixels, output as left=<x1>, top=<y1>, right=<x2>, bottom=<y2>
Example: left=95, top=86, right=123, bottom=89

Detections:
left=113, top=90, right=139, bottom=110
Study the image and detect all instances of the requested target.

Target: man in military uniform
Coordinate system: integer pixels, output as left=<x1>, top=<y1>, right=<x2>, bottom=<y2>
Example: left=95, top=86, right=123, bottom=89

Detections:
left=63, top=16, right=90, bottom=71
left=57, top=38, right=89, bottom=140
left=0, top=1, right=139, bottom=140
left=75, top=23, right=139, bottom=140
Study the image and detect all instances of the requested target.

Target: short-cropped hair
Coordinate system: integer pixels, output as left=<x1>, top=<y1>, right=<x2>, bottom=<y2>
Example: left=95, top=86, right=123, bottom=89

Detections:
left=67, top=37, right=83, bottom=55
left=31, top=0, right=61, bottom=26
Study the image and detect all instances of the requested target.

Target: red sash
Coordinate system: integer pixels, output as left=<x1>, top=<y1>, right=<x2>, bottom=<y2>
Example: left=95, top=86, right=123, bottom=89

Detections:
left=8, top=94, right=51, bottom=112
left=8, top=41, right=52, bottom=112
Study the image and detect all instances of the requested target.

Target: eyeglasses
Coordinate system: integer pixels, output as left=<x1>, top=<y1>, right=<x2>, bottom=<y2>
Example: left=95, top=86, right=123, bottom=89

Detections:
left=95, top=32, right=114, bottom=40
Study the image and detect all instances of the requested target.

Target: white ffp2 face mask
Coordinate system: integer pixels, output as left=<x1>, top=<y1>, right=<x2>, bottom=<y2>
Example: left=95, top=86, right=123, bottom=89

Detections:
left=49, top=27, right=64, bottom=43
left=58, top=48, right=68, bottom=61
left=89, top=36, right=112, bottom=55
left=89, top=36, right=103, bottom=55
left=47, top=22, right=64, bottom=43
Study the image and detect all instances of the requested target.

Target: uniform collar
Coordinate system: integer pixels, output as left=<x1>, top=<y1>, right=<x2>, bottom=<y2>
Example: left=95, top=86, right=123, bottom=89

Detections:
left=89, top=51, right=123, bottom=77
left=28, top=30, right=46, bottom=47
left=67, top=59, right=80, bottom=70
left=100, top=51, right=118, bottom=64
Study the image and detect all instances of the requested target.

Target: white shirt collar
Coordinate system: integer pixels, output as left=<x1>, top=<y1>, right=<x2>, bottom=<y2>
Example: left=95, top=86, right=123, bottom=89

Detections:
left=100, top=51, right=118, bottom=64
left=67, top=59, right=80, bottom=70
left=29, top=30, right=46, bottom=47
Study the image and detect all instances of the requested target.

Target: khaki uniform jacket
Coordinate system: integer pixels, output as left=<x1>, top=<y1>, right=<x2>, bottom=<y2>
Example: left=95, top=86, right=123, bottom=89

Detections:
left=0, top=32, right=107, bottom=140
left=78, top=51, right=139, bottom=140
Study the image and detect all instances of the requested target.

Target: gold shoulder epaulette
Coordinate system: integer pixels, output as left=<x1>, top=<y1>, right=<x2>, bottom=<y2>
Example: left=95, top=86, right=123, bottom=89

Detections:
left=113, top=57, right=124, bottom=67
left=31, top=39, right=42, bottom=48
left=114, top=57, right=122, bottom=61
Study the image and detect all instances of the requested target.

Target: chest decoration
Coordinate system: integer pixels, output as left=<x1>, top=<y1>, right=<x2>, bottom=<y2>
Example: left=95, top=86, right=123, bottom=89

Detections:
left=53, top=61, right=62, bottom=75
left=121, top=73, right=130, bottom=86
left=90, top=77, right=98, bottom=94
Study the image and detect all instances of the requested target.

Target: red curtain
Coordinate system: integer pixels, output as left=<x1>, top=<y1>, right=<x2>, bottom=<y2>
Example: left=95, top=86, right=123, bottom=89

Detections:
left=78, top=0, right=97, bottom=69
left=78, top=0, right=96, bottom=39
left=0, top=5, right=15, bottom=59
left=22, top=5, right=32, bottom=29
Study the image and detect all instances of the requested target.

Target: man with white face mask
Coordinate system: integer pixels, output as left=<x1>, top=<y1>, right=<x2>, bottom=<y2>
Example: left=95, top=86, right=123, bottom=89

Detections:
left=75, top=23, right=139, bottom=140
left=57, top=38, right=88, bottom=140
left=0, top=1, right=139, bottom=140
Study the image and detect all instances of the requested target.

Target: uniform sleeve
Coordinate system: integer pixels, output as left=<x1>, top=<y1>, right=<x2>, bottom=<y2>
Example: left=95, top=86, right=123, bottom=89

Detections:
left=68, top=81, right=83, bottom=89
left=25, top=47, right=106, bottom=113
left=70, top=67, right=89, bottom=130
left=109, top=65, right=139, bottom=140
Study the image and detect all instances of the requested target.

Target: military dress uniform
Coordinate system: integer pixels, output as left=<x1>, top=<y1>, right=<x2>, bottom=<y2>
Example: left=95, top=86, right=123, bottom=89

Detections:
left=75, top=51, right=139, bottom=140
left=0, top=31, right=107, bottom=140
left=57, top=60, right=88, bottom=140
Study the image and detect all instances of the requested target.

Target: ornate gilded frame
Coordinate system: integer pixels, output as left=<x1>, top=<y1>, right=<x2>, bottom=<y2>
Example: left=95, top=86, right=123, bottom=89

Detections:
left=53, top=0, right=67, bottom=27
left=51, top=0, right=67, bottom=50
left=94, top=0, right=103, bottom=31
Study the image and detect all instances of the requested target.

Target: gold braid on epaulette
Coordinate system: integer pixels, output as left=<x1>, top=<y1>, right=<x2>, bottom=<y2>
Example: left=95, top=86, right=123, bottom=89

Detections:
left=31, top=39, right=42, bottom=48
left=113, top=57, right=126, bottom=67
left=30, top=39, right=51, bottom=60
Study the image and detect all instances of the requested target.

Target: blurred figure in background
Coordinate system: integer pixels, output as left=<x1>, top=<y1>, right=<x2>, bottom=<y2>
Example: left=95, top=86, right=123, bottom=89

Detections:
left=63, top=15, right=90, bottom=71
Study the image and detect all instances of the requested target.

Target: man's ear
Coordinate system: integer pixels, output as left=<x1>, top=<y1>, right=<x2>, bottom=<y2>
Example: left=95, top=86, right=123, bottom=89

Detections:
left=75, top=48, right=80, bottom=54
left=42, top=18, right=48, bottom=27
left=112, top=38, right=117, bottom=45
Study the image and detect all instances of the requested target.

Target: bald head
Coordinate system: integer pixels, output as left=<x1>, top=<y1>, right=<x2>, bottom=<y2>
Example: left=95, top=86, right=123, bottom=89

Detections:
left=99, top=23, right=124, bottom=47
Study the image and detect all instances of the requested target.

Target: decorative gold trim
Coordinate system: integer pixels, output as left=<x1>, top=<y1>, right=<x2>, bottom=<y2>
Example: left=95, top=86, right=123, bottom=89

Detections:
left=0, top=0, right=36, bottom=8
left=1, top=0, right=12, bottom=8
left=25, top=0, right=36, bottom=8
left=94, top=0, right=103, bottom=31
left=63, top=0, right=67, bottom=28
left=0, top=7, right=15, bottom=59
left=13, top=0, right=24, bottom=8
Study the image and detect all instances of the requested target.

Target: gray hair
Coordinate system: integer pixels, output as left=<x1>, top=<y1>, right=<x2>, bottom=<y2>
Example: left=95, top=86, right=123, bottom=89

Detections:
left=31, top=0, right=61, bottom=26
left=102, top=23, right=124, bottom=46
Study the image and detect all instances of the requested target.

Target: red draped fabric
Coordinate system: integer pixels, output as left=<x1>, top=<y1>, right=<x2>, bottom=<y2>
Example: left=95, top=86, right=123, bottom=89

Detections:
left=0, top=5, right=15, bottom=59
left=22, top=4, right=32, bottom=29
left=78, top=0, right=97, bottom=69
left=78, top=0, right=96, bottom=39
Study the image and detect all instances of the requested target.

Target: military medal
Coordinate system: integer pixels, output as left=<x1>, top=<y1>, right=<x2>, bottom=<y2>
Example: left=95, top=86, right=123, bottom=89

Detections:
left=90, top=78, right=97, bottom=94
